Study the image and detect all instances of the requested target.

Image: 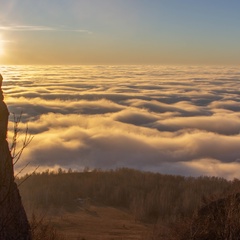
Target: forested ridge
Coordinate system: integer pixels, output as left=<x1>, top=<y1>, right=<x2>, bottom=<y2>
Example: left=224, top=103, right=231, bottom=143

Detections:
left=17, top=168, right=234, bottom=223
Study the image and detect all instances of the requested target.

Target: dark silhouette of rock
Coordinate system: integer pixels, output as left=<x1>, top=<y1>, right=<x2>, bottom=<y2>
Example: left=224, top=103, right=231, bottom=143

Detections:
left=0, top=74, right=31, bottom=240
left=183, top=193, right=240, bottom=240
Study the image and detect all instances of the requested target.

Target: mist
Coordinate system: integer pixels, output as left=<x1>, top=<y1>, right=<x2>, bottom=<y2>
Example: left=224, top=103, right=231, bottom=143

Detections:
left=1, top=65, right=240, bottom=179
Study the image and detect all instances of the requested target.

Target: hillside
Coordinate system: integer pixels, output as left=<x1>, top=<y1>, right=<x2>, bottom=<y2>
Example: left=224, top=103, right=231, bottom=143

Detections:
left=17, top=168, right=239, bottom=239
left=46, top=206, right=150, bottom=240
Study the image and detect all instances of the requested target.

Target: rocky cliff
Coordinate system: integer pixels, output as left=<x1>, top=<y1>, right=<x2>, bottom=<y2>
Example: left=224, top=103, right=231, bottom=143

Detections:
left=0, top=74, right=31, bottom=240
left=181, top=193, right=240, bottom=240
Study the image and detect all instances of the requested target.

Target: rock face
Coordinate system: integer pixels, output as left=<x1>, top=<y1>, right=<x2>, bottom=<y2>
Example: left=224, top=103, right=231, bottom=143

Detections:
left=0, top=74, right=31, bottom=240
left=183, top=193, right=240, bottom=240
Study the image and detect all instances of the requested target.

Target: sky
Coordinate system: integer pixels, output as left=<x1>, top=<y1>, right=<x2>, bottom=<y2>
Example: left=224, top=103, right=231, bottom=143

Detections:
left=2, top=65, right=240, bottom=179
left=0, top=0, right=240, bottom=65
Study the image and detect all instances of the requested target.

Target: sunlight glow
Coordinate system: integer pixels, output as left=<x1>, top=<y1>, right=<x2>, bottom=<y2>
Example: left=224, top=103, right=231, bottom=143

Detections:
left=0, top=35, right=5, bottom=56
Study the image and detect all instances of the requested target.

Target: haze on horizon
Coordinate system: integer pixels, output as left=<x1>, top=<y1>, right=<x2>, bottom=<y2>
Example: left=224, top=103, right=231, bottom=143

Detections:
left=0, top=0, right=240, bottom=65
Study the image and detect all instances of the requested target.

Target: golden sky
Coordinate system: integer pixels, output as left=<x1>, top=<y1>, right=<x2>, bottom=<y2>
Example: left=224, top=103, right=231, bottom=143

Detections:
left=1, top=1, right=240, bottom=65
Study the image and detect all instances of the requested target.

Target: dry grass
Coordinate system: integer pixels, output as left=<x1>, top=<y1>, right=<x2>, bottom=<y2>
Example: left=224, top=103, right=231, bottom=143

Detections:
left=44, top=205, right=151, bottom=240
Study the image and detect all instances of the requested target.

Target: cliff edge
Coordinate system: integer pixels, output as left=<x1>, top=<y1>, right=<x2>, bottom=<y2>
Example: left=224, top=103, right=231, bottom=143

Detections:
left=0, top=74, right=31, bottom=240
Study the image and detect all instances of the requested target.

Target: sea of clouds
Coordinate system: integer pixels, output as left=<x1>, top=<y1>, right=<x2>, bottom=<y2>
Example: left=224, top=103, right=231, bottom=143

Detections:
left=1, top=65, right=240, bottom=179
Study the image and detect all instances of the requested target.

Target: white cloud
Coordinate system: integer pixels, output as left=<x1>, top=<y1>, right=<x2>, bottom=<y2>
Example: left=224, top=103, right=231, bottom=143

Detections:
left=0, top=25, right=56, bottom=31
left=0, top=25, right=92, bottom=33
left=2, top=65, right=240, bottom=179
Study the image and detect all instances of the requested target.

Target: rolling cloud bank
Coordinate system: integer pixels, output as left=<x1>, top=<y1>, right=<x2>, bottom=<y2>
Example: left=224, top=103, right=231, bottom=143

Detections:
left=1, top=65, right=240, bottom=179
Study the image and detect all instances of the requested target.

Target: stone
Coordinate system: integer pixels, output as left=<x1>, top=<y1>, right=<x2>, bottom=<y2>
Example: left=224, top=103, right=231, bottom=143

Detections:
left=0, top=74, right=31, bottom=240
left=183, top=193, right=240, bottom=240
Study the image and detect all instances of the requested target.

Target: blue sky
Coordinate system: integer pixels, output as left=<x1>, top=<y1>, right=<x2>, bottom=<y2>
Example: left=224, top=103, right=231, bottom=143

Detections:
left=0, top=0, right=240, bottom=64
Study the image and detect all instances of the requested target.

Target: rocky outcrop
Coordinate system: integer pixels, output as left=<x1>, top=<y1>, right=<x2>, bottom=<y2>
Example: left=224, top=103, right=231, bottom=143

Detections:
left=183, top=193, right=240, bottom=240
left=0, top=74, right=31, bottom=240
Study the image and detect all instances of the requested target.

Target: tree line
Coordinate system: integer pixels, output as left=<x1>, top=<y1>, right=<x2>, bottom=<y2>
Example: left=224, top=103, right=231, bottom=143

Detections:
left=17, top=168, right=234, bottom=224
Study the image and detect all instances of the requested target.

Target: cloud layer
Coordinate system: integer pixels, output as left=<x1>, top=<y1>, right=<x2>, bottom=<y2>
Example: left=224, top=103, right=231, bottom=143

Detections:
left=1, top=65, right=240, bottom=179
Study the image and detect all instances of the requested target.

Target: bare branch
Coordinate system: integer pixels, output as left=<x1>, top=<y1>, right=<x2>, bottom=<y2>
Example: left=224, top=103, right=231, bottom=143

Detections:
left=9, top=114, right=34, bottom=166
left=17, top=166, right=39, bottom=188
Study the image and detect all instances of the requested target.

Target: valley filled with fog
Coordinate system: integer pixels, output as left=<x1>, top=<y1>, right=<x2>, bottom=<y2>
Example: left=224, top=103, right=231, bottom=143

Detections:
left=1, top=65, right=240, bottom=179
